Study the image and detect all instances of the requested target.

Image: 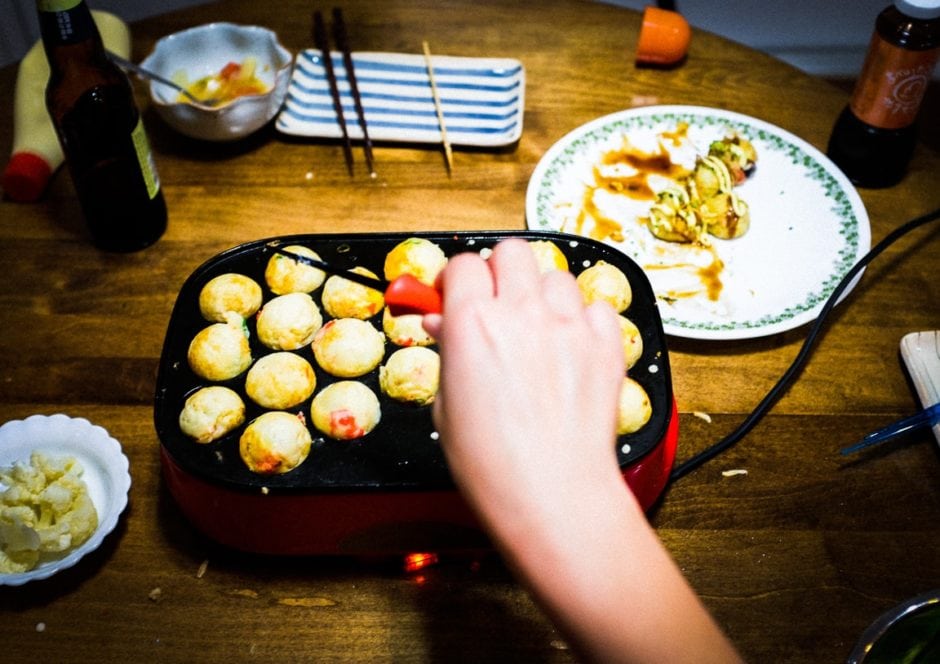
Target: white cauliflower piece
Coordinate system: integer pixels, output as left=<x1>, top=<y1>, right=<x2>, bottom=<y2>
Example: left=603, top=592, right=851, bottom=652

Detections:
left=2, top=461, right=45, bottom=496
left=35, top=453, right=71, bottom=477
left=0, top=453, right=98, bottom=573
left=37, top=520, right=72, bottom=553
left=41, top=481, right=75, bottom=515
left=0, top=546, right=39, bottom=573
left=0, top=519, right=40, bottom=552
left=62, top=493, right=97, bottom=546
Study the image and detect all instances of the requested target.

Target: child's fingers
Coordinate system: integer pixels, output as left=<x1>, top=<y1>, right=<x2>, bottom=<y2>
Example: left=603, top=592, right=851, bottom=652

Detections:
left=540, top=268, right=584, bottom=321
left=437, top=251, right=495, bottom=313
left=488, top=239, right=541, bottom=305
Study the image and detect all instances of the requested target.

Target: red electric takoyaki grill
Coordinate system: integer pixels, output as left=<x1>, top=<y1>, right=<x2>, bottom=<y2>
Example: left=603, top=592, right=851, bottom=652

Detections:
left=154, top=231, right=677, bottom=554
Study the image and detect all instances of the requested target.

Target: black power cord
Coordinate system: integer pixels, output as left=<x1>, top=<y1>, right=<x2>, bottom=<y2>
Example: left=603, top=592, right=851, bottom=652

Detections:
left=669, top=205, right=940, bottom=482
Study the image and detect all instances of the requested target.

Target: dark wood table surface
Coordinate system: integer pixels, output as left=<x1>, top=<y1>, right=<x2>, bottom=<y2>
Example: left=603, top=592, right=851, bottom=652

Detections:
left=1, top=1, right=938, bottom=661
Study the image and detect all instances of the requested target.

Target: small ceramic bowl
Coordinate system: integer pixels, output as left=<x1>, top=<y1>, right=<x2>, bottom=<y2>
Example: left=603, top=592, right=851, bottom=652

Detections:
left=847, top=590, right=940, bottom=663
left=140, top=23, right=293, bottom=141
left=0, top=414, right=131, bottom=586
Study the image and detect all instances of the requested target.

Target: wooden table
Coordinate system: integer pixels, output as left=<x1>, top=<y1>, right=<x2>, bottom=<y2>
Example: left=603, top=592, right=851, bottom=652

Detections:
left=1, top=1, right=938, bottom=661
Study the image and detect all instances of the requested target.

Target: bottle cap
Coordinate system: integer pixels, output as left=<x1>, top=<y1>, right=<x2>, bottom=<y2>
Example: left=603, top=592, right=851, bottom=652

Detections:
left=635, top=6, right=692, bottom=66
left=895, top=0, right=940, bottom=19
left=2, top=152, right=53, bottom=203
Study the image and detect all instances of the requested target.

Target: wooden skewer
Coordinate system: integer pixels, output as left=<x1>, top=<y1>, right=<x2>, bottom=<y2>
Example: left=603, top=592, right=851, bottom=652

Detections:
left=313, top=10, right=353, bottom=176
left=333, top=8, right=376, bottom=179
left=421, top=40, right=453, bottom=176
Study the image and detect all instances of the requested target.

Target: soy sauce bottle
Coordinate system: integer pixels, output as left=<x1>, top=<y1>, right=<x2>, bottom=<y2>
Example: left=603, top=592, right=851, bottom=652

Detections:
left=826, top=0, right=940, bottom=188
left=37, top=0, right=167, bottom=251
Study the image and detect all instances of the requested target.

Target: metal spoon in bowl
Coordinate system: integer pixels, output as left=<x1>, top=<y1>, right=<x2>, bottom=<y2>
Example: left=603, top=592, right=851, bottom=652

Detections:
left=107, top=52, right=219, bottom=107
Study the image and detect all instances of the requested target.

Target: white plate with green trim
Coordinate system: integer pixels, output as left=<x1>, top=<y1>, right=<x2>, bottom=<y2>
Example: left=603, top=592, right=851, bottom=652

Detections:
left=525, top=105, right=870, bottom=340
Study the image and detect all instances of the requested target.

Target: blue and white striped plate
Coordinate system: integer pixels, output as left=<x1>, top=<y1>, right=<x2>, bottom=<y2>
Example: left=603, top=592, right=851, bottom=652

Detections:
left=275, top=50, right=525, bottom=146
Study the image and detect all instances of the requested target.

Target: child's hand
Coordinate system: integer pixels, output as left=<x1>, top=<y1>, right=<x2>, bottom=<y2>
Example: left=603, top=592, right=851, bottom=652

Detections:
left=423, top=239, right=742, bottom=664
left=423, top=238, right=627, bottom=547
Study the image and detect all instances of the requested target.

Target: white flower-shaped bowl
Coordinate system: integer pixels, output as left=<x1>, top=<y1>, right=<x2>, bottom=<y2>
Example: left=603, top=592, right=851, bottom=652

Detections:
left=140, top=22, right=293, bottom=141
left=0, top=414, right=131, bottom=586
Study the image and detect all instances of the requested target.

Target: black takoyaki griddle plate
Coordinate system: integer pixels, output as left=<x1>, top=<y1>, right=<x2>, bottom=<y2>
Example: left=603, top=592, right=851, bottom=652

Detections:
left=154, top=230, right=673, bottom=494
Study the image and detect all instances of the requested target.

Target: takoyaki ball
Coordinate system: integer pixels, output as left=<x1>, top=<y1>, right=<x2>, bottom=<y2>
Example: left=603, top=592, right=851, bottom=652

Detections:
left=646, top=201, right=707, bottom=244
left=700, top=192, right=750, bottom=240
left=617, top=377, right=652, bottom=435
left=708, top=133, right=757, bottom=184
left=310, top=381, right=381, bottom=440
left=528, top=240, right=569, bottom=273
left=379, top=346, right=440, bottom=405
left=264, top=245, right=327, bottom=295
left=384, top=237, right=448, bottom=286
left=321, top=267, right=385, bottom=320
left=382, top=309, right=435, bottom=347
left=179, top=386, right=246, bottom=444
left=619, top=316, right=644, bottom=370
left=187, top=315, right=253, bottom=381
left=576, top=261, right=632, bottom=313
left=256, top=292, right=323, bottom=351
left=311, top=318, right=385, bottom=378
left=644, top=186, right=706, bottom=244
left=689, top=155, right=733, bottom=201
left=245, top=352, right=316, bottom=410
left=239, top=411, right=312, bottom=475
left=198, top=273, right=263, bottom=323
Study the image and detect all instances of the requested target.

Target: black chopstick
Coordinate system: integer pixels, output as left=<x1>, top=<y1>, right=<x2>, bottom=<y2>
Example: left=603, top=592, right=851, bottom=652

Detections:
left=313, top=10, right=354, bottom=176
left=276, top=248, right=388, bottom=290
left=331, top=7, right=376, bottom=178
left=277, top=248, right=443, bottom=316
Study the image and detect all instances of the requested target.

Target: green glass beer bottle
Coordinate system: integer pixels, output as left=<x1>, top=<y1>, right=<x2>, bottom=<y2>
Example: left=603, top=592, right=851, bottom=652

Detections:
left=37, top=0, right=167, bottom=251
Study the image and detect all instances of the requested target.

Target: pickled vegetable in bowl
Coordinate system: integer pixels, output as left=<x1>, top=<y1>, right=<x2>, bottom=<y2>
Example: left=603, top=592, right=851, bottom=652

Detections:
left=140, top=22, right=292, bottom=141
left=173, top=58, right=270, bottom=108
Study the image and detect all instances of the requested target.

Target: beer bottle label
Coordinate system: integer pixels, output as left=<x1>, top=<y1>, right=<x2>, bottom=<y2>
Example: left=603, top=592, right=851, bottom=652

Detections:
left=130, top=118, right=161, bottom=200
left=37, top=0, right=96, bottom=45
left=849, top=33, right=940, bottom=130
left=38, top=0, right=82, bottom=10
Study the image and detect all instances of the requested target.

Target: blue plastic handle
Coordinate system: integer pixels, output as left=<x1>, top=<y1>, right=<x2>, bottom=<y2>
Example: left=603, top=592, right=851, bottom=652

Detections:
left=841, top=401, right=940, bottom=455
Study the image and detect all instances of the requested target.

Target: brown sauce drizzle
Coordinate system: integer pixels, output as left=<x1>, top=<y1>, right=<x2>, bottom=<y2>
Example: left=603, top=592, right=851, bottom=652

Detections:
left=574, top=186, right=626, bottom=242
left=698, top=249, right=725, bottom=301
left=643, top=244, right=725, bottom=302
left=596, top=137, right=691, bottom=199
left=569, top=125, right=728, bottom=302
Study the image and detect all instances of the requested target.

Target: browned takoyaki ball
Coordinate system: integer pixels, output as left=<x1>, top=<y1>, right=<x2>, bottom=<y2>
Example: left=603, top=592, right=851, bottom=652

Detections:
left=239, top=411, right=312, bottom=475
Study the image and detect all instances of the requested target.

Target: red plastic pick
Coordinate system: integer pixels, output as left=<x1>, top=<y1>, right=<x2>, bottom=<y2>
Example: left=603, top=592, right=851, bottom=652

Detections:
left=385, top=274, right=442, bottom=316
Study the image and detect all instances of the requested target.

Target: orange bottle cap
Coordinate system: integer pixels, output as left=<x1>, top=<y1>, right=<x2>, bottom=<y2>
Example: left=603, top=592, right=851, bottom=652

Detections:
left=2, top=151, right=53, bottom=203
left=636, top=6, right=692, bottom=66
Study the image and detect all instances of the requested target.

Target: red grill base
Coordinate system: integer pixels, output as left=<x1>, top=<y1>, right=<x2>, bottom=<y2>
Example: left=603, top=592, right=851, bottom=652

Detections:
left=162, top=401, right=679, bottom=555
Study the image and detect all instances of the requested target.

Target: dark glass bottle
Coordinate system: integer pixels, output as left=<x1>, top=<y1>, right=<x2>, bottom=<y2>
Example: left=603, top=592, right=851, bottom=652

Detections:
left=826, top=0, right=940, bottom=188
left=38, top=0, right=167, bottom=251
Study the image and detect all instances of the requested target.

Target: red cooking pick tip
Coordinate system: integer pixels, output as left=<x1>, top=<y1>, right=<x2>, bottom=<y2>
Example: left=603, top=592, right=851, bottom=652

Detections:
left=385, top=274, right=442, bottom=316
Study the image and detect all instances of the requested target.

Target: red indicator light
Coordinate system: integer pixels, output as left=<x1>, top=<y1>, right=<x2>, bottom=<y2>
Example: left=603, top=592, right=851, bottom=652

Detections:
left=403, top=552, right=439, bottom=573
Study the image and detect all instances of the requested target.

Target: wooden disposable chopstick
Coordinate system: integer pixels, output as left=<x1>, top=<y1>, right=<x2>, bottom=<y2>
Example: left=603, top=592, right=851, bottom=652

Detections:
left=313, top=10, right=353, bottom=176
left=421, top=40, right=453, bottom=176
left=332, top=7, right=376, bottom=179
